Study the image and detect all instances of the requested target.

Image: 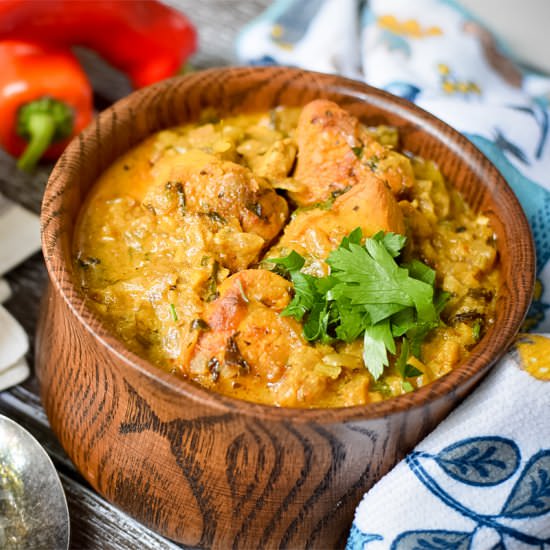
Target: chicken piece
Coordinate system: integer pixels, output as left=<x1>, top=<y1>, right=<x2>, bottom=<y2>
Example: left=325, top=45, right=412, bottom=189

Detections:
left=268, top=174, right=406, bottom=275
left=188, top=269, right=330, bottom=406
left=188, top=269, right=294, bottom=382
left=143, top=150, right=288, bottom=243
left=290, top=99, right=366, bottom=206
left=289, top=99, right=414, bottom=206
left=332, top=173, right=406, bottom=234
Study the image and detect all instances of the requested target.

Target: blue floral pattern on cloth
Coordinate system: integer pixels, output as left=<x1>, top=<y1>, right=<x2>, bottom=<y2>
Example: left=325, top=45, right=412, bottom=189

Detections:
left=404, top=439, right=550, bottom=548
left=345, top=437, right=550, bottom=550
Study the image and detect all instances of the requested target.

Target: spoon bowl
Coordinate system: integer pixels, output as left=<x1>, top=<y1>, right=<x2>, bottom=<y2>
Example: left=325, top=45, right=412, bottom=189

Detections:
left=0, top=415, right=69, bottom=549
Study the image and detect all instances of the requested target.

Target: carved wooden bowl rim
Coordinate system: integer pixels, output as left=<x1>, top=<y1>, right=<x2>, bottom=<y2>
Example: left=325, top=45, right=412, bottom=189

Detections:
left=40, top=66, right=535, bottom=423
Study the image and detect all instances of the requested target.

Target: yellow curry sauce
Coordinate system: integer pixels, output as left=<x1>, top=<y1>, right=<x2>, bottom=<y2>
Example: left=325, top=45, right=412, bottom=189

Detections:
left=74, top=101, right=500, bottom=408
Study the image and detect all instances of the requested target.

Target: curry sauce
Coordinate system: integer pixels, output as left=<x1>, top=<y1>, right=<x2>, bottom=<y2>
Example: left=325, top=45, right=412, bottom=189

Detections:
left=74, top=101, right=500, bottom=408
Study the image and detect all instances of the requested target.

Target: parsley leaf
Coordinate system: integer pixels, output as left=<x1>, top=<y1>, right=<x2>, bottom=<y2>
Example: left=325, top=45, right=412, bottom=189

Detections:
left=335, top=300, right=369, bottom=342
left=395, top=337, right=410, bottom=377
left=405, top=363, right=423, bottom=378
left=270, top=250, right=305, bottom=272
left=372, top=231, right=407, bottom=258
left=363, top=320, right=394, bottom=380
left=406, top=259, right=436, bottom=285
left=169, top=303, right=178, bottom=322
left=396, top=338, right=424, bottom=378
left=271, top=229, right=447, bottom=380
left=472, top=319, right=482, bottom=342
left=281, top=270, right=318, bottom=322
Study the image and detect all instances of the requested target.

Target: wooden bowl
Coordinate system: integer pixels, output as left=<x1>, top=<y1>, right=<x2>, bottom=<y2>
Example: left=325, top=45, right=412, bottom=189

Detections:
left=37, top=67, right=534, bottom=549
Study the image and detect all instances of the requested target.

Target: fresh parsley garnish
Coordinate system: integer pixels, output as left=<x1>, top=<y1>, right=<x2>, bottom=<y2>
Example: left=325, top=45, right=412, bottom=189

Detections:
left=270, top=229, right=449, bottom=380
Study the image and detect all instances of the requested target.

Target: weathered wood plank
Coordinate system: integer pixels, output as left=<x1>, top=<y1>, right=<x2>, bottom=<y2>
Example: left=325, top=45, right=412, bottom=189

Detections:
left=61, top=473, right=185, bottom=550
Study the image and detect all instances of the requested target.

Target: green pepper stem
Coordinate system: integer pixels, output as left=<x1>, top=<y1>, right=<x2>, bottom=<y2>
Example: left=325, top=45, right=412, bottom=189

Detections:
left=16, top=97, right=74, bottom=172
left=16, top=113, right=57, bottom=171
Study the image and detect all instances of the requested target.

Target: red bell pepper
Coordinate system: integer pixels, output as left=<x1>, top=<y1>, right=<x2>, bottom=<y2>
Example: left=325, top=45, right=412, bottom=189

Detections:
left=0, top=41, right=93, bottom=170
left=0, top=1, right=198, bottom=88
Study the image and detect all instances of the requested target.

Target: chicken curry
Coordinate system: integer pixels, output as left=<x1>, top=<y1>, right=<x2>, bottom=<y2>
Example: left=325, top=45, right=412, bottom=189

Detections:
left=74, top=100, right=500, bottom=408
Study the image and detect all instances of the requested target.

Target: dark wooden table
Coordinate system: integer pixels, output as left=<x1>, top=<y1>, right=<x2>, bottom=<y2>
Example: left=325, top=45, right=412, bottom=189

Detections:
left=0, top=2, right=270, bottom=548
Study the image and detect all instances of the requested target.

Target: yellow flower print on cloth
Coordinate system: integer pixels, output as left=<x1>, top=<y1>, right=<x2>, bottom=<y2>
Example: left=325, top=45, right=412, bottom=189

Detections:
left=515, top=334, right=550, bottom=381
left=438, top=63, right=481, bottom=96
left=377, top=15, right=442, bottom=38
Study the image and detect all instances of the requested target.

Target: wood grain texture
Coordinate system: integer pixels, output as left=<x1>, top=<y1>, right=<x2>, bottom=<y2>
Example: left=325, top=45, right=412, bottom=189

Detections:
left=36, top=67, right=534, bottom=549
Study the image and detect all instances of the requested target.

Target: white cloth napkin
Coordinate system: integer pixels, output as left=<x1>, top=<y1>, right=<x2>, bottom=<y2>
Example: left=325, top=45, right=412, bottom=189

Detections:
left=236, top=1, right=550, bottom=546
left=0, top=193, right=41, bottom=391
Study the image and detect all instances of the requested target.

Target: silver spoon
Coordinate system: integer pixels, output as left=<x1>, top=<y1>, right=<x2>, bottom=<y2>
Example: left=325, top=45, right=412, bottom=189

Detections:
left=0, top=415, right=69, bottom=549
